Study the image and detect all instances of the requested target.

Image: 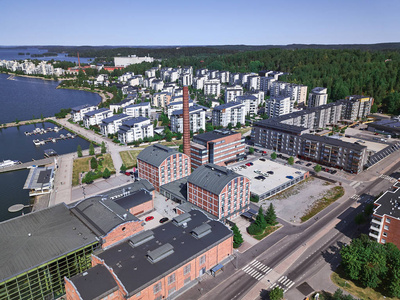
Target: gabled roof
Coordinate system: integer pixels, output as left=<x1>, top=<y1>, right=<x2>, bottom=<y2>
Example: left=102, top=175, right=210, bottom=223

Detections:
left=137, top=144, right=180, bottom=168
left=188, top=163, right=243, bottom=195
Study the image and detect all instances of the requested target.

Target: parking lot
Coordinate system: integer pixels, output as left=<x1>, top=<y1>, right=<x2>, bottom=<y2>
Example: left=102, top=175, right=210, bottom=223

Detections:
left=230, top=159, right=308, bottom=200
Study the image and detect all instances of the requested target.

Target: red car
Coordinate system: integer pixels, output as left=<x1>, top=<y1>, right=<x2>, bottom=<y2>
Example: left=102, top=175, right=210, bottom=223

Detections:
left=145, top=216, right=154, bottom=222
left=245, top=163, right=251, bottom=166
left=125, top=172, right=130, bottom=176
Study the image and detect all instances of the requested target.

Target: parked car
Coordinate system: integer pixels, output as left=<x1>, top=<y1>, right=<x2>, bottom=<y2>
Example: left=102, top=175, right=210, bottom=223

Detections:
left=159, top=217, right=169, bottom=223
left=145, top=216, right=154, bottom=222
left=295, top=171, right=302, bottom=174
left=306, top=163, right=312, bottom=167
left=249, top=162, right=254, bottom=166
left=267, top=171, right=274, bottom=175
left=295, top=161, right=302, bottom=164
left=245, top=163, right=251, bottom=166
left=259, top=158, right=266, bottom=162
left=125, top=172, right=131, bottom=176
left=286, top=175, right=294, bottom=180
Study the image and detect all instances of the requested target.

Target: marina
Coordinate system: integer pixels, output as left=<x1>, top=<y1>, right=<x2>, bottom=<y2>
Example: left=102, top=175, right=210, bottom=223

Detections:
left=32, top=132, right=76, bottom=146
left=24, top=126, right=62, bottom=136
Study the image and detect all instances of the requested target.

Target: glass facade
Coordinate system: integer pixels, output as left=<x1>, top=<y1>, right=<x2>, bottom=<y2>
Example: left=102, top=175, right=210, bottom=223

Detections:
left=0, top=242, right=99, bottom=300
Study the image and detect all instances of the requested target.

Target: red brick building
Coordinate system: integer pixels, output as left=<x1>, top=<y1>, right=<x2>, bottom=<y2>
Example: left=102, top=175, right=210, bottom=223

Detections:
left=137, top=144, right=191, bottom=191
left=370, top=182, right=400, bottom=248
left=190, top=130, right=246, bottom=169
left=187, top=164, right=251, bottom=220
left=65, top=210, right=233, bottom=300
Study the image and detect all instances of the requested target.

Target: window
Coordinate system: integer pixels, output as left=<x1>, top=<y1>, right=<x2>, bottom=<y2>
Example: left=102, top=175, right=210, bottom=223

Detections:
left=153, top=282, right=162, bottom=294
left=381, top=239, right=386, bottom=244
left=184, top=264, right=191, bottom=275
left=199, top=255, right=206, bottom=265
left=168, top=273, right=176, bottom=285
left=383, top=232, right=387, bottom=237
left=384, top=225, right=389, bottom=230
left=386, top=218, right=391, bottom=223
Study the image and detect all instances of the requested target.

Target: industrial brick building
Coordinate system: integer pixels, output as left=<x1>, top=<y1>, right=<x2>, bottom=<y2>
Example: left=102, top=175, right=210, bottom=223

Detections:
left=187, top=164, right=251, bottom=220
left=137, top=144, right=191, bottom=191
left=190, top=130, right=246, bottom=169
left=369, top=183, right=400, bottom=248
left=65, top=210, right=233, bottom=300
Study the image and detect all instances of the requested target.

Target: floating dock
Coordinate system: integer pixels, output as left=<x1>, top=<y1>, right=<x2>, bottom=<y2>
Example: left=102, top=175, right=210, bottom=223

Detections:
left=24, top=126, right=62, bottom=136
left=33, top=133, right=75, bottom=146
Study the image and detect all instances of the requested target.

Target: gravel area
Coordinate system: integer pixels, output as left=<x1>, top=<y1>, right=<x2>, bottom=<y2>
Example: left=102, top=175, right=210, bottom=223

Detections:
left=259, top=177, right=335, bottom=223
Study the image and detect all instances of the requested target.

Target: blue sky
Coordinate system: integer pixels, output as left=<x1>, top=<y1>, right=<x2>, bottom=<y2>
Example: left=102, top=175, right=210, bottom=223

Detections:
left=0, top=0, right=399, bottom=46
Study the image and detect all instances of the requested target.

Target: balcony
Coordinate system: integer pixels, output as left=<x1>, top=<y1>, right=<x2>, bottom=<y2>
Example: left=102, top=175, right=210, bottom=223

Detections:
left=371, top=218, right=382, bottom=226
left=369, top=231, right=379, bottom=240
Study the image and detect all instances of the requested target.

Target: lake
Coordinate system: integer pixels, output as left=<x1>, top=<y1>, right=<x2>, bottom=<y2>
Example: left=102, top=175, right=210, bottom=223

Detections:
left=0, top=73, right=101, bottom=124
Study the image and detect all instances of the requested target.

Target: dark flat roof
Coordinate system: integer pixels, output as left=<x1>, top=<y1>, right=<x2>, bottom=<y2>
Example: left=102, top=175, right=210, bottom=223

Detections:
left=160, top=176, right=188, bottom=202
left=112, top=190, right=152, bottom=210
left=102, top=114, right=129, bottom=124
left=193, top=130, right=240, bottom=143
left=301, top=134, right=367, bottom=151
left=94, top=210, right=232, bottom=296
left=84, top=107, right=110, bottom=117
left=213, top=101, right=243, bottom=111
left=70, top=264, right=118, bottom=300
left=0, top=203, right=97, bottom=282
left=374, top=186, right=400, bottom=219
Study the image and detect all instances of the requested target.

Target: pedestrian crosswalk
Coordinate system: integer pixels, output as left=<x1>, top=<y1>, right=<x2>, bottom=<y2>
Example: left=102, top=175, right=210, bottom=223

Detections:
left=269, top=275, right=295, bottom=292
left=379, top=174, right=398, bottom=183
left=350, top=194, right=361, bottom=201
left=241, top=260, right=273, bottom=281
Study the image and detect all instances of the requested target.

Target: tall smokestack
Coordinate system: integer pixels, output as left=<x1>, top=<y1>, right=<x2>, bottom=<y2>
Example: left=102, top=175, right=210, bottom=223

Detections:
left=183, top=86, right=191, bottom=157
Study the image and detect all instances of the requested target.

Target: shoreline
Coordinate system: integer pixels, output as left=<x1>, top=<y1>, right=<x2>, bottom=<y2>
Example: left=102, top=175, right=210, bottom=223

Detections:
left=57, top=84, right=113, bottom=104
left=1, top=71, right=56, bottom=81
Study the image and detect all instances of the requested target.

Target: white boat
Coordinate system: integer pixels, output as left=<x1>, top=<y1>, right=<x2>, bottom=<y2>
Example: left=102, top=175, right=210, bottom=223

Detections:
left=0, top=160, right=21, bottom=168
left=33, top=139, right=41, bottom=146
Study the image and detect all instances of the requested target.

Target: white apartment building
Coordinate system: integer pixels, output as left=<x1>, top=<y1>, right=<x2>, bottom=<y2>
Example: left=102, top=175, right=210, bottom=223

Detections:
left=145, top=67, right=158, bottom=78
left=207, top=70, right=219, bottom=79
left=83, top=108, right=113, bottom=128
left=308, top=87, right=328, bottom=108
left=271, top=81, right=308, bottom=106
left=236, top=95, right=259, bottom=117
left=124, top=102, right=152, bottom=118
left=247, top=75, right=261, bottom=91
left=109, top=97, right=136, bottom=114
left=266, top=96, right=292, bottom=118
left=143, top=77, right=156, bottom=88
left=129, top=75, right=143, bottom=87
left=248, top=90, right=265, bottom=106
left=114, top=55, right=154, bottom=67
left=193, top=76, right=207, bottom=90
left=225, top=85, right=243, bottom=103
left=212, top=102, right=246, bottom=127
left=260, top=76, right=276, bottom=92
left=118, top=117, right=154, bottom=143
left=229, top=73, right=241, bottom=85
left=196, top=68, right=208, bottom=76
left=70, top=104, right=98, bottom=122
left=118, top=72, right=134, bottom=83
left=204, top=79, right=221, bottom=97
left=151, top=79, right=164, bottom=91
left=100, top=114, right=131, bottom=136
left=218, top=71, right=230, bottom=83
left=179, top=73, right=193, bottom=86
left=170, top=105, right=207, bottom=133
left=152, top=92, right=172, bottom=108
left=167, top=100, right=194, bottom=118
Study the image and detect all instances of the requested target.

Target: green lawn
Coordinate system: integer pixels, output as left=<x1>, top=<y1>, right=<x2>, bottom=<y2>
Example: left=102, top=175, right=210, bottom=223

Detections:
left=119, top=150, right=141, bottom=169
left=72, top=154, right=115, bottom=186
left=234, top=127, right=252, bottom=135
left=253, top=225, right=281, bottom=240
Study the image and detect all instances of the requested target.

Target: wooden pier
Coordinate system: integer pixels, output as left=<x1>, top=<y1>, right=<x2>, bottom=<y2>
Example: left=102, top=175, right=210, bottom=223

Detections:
left=0, top=157, right=54, bottom=174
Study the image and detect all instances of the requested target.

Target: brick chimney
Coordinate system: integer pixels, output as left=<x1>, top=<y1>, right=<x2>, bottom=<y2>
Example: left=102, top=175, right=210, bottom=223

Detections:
left=183, top=86, right=191, bottom=157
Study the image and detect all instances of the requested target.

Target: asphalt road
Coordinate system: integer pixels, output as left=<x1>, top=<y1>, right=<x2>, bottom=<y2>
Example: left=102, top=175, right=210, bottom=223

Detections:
left=177, top=157, right=400, bottom=300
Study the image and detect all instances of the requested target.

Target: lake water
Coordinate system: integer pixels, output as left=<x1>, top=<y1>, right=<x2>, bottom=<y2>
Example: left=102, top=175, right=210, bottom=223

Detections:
left=0, top=47, right=94, bottom=64
left=0, top=73, right=101, bottom=222
left=0, top=73, right=101, bottom=124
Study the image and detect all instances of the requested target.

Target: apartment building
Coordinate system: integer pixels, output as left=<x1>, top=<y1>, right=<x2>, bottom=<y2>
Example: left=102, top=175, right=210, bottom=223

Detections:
left=114, top=55, right=154, bottom=67
left=369, top=183, right=400, bottom=248
left=70, top=104, right=98, bottom=122
left=170, top=105, right=207, bottom=133
left=83, top=108, right=113, bottom=128
left=109, top=97, right=137, bottom=114
left=219, top=70, right=230, bottom=83
left=229, top=72, right=241, bottom=85
left=193, top=75, right=207, bottom=90
left=259, top=76, right=276, bottom=93
left=100, top=114, right=131, bottom=136
left=196, top=68, right=208, bottom=76
left=225, top=85, right=243, bottom=103
left=152, top=92, right=172, bottom=108
left=137, top=144, right=191, bottom=191
left=187, top=164, right=251, bottom=220
left=117, top=116, right=154, bottom=144
left=207, top=70, right=219, bottom=79
left=247, top=75, right=260, bottom=91
left=179, top=73, right=193, bottom=86
left=212, top=102, right=246, bottom=127
left=65, top=210, right=233, bottom=300
left=345, top=95, right=374, bottom=119
left=236, top=95, right=259, bottom=117
left=266, top=95, right=292, bottom=118
left=124, top=102, right=152, bottom=118
left=190, top=130, right=245, bottom=169
left=308, top=87, right=328, bottom=107
left=270, top=81, right=308, bottom=105
left=167, top=100, right=194, bottom=118
left=204, top=79, right=221, bottom=97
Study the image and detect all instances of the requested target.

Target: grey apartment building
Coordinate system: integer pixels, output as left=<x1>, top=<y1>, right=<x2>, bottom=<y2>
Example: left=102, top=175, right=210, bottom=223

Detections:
left=251, top=98, right=372, bottom=173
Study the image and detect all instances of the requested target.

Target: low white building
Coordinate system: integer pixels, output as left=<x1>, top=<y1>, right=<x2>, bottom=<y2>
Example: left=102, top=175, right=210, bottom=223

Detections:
left=100, top=114, right=131, bottom=136
left=124, top=102, right=152, bottom=118
left=109, top=97, right=137, bottom=114
left=266, top=95, right=292, bottom=118
left=212, top=102, right=246, bottom=127
left=118, top=116, right=154, bottom=143
left=170, top=105, right=207, bottom=133
left=204, top=79, right=221, bottom=97
left=71, top=104, right=98, bottom=122
left=225, top=85, right=243, bottom=103
left=83, top=108, right=113, bottom=128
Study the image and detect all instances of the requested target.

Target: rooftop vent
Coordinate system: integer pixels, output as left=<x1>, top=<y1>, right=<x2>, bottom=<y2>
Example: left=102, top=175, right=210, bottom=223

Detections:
left=129, top=230, right=154, bottom=248
left=191, top=223, right=212, bottom=239
left=147, top=243, right=174, bottom=263
left=173, top=213, right=192, bottom=227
